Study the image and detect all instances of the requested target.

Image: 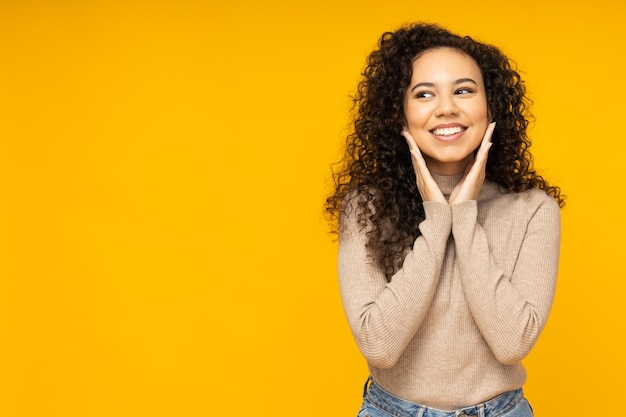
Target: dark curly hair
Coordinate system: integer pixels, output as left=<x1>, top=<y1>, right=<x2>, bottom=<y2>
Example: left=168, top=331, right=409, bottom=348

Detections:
left=325, top=23, right=564, bottom=281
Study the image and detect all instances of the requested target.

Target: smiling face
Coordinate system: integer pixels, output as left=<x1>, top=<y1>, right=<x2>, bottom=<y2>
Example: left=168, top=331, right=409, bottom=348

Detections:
left=403, top=47, right=489, bottom=175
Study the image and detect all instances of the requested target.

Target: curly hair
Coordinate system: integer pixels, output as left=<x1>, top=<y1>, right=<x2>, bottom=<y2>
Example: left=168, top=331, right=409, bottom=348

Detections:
left=325, top=23, right=564, bottom=281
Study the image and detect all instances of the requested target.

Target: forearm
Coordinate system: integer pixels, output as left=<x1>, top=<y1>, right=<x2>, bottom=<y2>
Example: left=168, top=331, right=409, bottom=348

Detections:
left=338, top=201, right=452, bottom=368
left=451, top=198, right=561, bottom=364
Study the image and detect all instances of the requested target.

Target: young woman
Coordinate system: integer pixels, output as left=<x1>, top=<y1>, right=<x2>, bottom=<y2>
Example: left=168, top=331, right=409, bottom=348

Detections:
left=326, top=23, right=564, bottom=417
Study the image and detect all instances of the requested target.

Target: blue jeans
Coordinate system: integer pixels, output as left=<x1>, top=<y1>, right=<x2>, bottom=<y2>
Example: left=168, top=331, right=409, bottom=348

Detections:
left=357, top=377, right=533, bottom=417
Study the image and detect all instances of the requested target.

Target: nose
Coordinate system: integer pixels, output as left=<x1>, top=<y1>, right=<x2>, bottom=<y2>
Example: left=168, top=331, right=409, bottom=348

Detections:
left=435, top=94, right=458, bottom=116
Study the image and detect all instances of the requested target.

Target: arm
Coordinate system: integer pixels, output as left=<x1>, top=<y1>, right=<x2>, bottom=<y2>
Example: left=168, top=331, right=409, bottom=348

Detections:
left=338, top=201, right=451, bottom=369
left=451, top=196, right=561, bottom=364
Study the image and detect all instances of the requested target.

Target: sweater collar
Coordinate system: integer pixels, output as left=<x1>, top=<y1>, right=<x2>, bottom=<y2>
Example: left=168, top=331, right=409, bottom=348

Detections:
left=431, top=173, right=464, bottom=196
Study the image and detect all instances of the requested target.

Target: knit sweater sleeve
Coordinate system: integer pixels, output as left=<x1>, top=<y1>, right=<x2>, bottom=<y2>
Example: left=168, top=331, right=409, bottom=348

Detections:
left=451, top=193, right=561, bottom=365
left=338, top=201, right=452, bottom=369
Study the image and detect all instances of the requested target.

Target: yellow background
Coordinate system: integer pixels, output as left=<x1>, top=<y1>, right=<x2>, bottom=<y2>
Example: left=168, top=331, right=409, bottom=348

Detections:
left=0, top=0, right=623, bottom=415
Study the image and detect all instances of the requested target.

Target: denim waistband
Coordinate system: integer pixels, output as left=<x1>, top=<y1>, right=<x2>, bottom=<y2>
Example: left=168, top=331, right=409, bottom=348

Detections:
left=363, top=377, right=524, bottom=417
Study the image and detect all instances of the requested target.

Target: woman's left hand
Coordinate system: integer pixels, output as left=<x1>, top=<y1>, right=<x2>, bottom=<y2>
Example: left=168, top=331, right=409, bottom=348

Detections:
left=449, top=122, right=495, bottom=205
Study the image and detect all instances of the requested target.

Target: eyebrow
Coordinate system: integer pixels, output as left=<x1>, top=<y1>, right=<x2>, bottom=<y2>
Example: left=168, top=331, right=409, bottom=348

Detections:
left=410, top=77, right=478, bottom=93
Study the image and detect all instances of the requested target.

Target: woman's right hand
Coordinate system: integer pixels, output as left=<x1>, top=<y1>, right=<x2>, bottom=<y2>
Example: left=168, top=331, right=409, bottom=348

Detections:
left=402, top=131, right=447, bottom=204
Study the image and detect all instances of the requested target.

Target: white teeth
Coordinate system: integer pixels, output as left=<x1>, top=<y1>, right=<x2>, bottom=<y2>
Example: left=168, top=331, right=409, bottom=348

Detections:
left=432, top=126, right=463, bottom=136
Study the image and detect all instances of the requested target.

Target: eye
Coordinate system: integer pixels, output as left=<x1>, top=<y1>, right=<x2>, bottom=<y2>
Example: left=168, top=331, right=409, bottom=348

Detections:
left=415, top=91, right=434, bottom=99
left=455, top=87, right=474, bottom=95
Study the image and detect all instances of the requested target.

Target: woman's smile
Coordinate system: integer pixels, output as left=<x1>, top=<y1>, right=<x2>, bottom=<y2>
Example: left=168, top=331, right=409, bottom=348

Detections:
left=430, top=123, right=467, bottom=140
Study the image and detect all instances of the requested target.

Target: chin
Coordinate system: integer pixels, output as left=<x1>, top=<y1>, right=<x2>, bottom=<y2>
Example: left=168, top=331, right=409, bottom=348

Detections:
left=435, top=154, right=474, bottom=164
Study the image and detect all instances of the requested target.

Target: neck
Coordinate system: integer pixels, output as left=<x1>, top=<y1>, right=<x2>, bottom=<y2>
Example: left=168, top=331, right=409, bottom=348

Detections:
left=431, top=172, right=463, bottom=196
left=424, top=154, right=474, bottom=176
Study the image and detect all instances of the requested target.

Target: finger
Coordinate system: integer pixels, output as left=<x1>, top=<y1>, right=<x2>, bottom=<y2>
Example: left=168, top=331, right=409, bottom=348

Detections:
left=402, top=131, right=431, bottom=174
left=479, top=122, right=495, bottom=151
left=404, top=136, right=426, bottom=192
left=402, top=130, right=419, bottom=152
left=402, top=131, right=447, bottom=203
left=402, top=132, right=428, bottom=173
left=483, top=122, right=496, bottom=143
left=475, top=122, right=495, bottom=165
left=410, top=148, right=427, bottom=171
left=409, top=151, right=425, bottom=185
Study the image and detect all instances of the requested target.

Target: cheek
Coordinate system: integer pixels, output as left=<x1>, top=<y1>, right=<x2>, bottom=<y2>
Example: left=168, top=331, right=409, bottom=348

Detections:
left=478, top=100, right=490, bottom=122
left=404, top=108, right=429, bottom=128
left=470, top=107, right=490, bottom=135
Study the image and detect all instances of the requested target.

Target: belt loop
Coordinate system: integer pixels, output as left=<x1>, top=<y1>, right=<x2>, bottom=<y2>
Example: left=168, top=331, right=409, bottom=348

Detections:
left=415, top=406, right=425, bottom=417
left=477, top=403, right=485, bottom=417
left=362, top=376, right=373, bottom=398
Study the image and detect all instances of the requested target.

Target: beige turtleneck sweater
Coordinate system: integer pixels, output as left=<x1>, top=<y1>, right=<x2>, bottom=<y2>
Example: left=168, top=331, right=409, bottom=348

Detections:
left=338, top=174, right=561, bottom=410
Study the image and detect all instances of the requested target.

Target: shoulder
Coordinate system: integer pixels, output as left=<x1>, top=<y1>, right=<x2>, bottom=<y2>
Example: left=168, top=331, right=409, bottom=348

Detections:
left=508, top=186, right=559, bottom=208
left=483, top=181, right=558, bottom=205
left=477, top=184, right=561, bottom=246
left=481, top=182, right=561, bottom=219
left=518, top=187, right=561, bottom=216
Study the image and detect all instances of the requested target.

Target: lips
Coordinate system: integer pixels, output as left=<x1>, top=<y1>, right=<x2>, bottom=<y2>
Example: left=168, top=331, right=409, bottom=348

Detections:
left=430, top=125, right=467, bottom=137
